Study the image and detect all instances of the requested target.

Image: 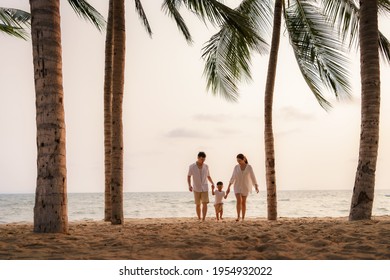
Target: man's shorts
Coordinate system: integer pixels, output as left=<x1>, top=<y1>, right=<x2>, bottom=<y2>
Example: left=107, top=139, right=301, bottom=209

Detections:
left=194, top=191, right=209, bottom=205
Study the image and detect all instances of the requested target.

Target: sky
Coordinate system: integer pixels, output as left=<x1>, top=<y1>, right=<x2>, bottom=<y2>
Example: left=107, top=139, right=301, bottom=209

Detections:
left=1, top=0, right=390, bottom=194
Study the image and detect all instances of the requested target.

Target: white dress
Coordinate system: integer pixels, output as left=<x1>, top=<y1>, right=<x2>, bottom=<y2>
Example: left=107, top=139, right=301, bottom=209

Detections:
left=229, top=164, right=258, bottom=196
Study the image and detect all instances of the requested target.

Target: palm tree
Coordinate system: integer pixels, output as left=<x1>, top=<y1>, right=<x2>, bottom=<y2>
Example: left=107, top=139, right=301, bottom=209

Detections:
left=0, top=8, right=30, bottom=39
left=321, top=0, right=389, bottom=220
left=263, top=0, right=282, bottom=220
left=104, top=0, right=114, bottom=222
left=30, top=0, right=105, bottom=233
left=350, top=0, right=380, bottom=220
left=104, top=0, right=152, bottom=222
left=110, top=0, right=126, bottom=225
left=103, top=0, right=262, bottom=224
left=30, top=0, right=68, bottom=233
left=202, top=0, right=352, bottom=220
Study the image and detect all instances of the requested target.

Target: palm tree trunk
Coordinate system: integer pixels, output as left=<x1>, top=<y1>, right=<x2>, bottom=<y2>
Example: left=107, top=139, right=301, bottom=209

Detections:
left=264, top=0, right=282, bottom=221
left=30, top=0, right=68, bottom=233
left=110, top=0, right=125, bottom=225
left=104, top=0, right=114, bottom=222
left=349, top=0, right=380, bottom=221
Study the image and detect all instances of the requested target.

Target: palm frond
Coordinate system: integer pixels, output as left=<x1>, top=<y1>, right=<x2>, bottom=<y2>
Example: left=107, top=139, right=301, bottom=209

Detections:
left=201, top=0, right=272, bottom=101
left=321, top=0, right=359, bottom=50
left=202, top=29, right=242, bottom=102
left=161, top=0, right=192, bottom=43
left=285, top=0, right=352, bottom=110
left=378, top=0, right=390, bottom=14
left=67, top=0, right=106, bottom=32
left=0, top=8, right=30, bottom=40
left=379, top=30, right=390, bottom=64
left=181, top=0, right=259, bottom=41
left=321, top=0, right=390, bottom=64
left=135, top=0, right=152, bottom=37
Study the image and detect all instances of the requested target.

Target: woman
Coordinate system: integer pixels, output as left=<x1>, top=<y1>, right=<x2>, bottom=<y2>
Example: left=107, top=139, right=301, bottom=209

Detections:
left=227, top=154, right=259, bottom=221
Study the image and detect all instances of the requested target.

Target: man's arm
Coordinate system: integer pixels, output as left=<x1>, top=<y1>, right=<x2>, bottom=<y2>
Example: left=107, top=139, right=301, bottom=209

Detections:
left=207, top=176, right=215, bottom=194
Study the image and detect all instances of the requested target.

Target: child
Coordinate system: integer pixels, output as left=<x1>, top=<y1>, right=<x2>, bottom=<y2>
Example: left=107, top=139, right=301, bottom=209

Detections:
left=212, top=181, right=227, bottom=221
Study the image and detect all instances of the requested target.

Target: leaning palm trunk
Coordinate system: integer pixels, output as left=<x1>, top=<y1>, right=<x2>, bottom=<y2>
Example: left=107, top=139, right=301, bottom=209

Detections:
left=110, top=0, right=125, bottom=225
left=104, top=0, right=114, bottom=222
left=30, top=0, right=68, bottom=233
left=264, top=0, right=282, bottom=221
left=349, top=0, right=380, bottom=220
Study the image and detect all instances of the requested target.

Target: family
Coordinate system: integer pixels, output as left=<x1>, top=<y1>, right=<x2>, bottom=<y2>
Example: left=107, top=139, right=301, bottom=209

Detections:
left=187, top=151, right=259, bottom=222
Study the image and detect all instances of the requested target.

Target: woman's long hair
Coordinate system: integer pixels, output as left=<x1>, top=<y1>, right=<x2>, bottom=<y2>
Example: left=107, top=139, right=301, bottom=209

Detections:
left=237, top=153, right=248, bottom=164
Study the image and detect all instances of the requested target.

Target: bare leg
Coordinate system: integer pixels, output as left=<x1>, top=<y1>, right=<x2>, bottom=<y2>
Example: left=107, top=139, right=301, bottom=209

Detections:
left=220, top=208, right=223, bottom=220
left=202, top=202, right=207, bottom=221
left=214, top=206, right=219, bottom=221
left=196, top=204, right=201, bottom=220
left=241, top=196, right=247, bottom=221
left=235, top=194, right=242, bottom=221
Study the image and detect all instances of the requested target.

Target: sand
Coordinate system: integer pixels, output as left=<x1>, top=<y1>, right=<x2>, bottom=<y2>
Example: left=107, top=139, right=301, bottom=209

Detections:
left=1, top=216, right=390, bottom=260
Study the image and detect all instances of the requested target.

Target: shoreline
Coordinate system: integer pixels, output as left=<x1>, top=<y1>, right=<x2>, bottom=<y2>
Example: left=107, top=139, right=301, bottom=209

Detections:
left=1, top=216, right=390, bottom=260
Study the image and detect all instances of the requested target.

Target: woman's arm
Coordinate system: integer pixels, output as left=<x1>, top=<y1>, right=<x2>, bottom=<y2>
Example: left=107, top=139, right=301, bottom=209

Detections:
left=249, top=165, right=259, bottom=193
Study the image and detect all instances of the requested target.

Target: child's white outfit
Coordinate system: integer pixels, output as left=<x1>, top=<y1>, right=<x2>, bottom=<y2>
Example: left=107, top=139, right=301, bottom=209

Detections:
left=214, top=190, right=226, bottom=205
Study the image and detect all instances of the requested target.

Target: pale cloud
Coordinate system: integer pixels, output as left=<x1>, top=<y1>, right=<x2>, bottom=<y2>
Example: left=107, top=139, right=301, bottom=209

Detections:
left=192, top=114, right=230, bottom=123
left=192, top=113, right=259, bottom=123
left=275, top=128, right=303, bottom=137
left=166, top=128, right=209, bottom=139
left=215, top=127, right=240, bottom=136
left=277, top=106, right=316, bottom=122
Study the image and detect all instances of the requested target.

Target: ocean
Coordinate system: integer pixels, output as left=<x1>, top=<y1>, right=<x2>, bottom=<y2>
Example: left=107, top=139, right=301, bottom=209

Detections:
left=0, top=190, right=389, bottom=224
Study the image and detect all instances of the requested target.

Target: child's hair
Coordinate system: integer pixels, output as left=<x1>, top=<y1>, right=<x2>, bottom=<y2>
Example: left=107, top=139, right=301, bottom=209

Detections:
left=198, top=151, right=206, bottom=158
left=217, top=181, right=223, bottom=186
left=237, top=153, right=248, bottom=164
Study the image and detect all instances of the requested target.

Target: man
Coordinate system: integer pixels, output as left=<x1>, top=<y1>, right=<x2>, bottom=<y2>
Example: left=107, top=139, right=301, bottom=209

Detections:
left=187, top=151, right=215, bottom=221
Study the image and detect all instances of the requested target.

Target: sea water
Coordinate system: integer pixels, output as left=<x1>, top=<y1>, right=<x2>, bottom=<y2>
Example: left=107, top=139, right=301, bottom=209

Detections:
left=0, top=190, right=389, bottom=224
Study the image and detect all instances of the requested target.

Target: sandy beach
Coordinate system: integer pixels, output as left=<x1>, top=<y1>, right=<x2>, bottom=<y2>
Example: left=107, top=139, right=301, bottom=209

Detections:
left=1, top=216, right=390, bottom=260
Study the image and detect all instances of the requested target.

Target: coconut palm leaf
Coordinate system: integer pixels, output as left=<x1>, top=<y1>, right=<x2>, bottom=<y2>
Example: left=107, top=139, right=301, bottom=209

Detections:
left=321, top=0, right=390, bottom=64
left=164, top=0, right=259, bottom=44
left=185, top=0, right=258, bottom=39
left=285, top=0, right=352, bottom=109
left=378, top=0, right=390, bottom=14
left=201, top=0, right=272, bottom=101
left=67, top=0, right=106, bottom=31
left=321, top=0, right=359, bottom=48
left=0, top=8, right=30, bottom=40
left=379, top=31, right=390, bottom=64
left=162, top=0, right=192, bottom=43
left=135, top=0, right=152, bottom=37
